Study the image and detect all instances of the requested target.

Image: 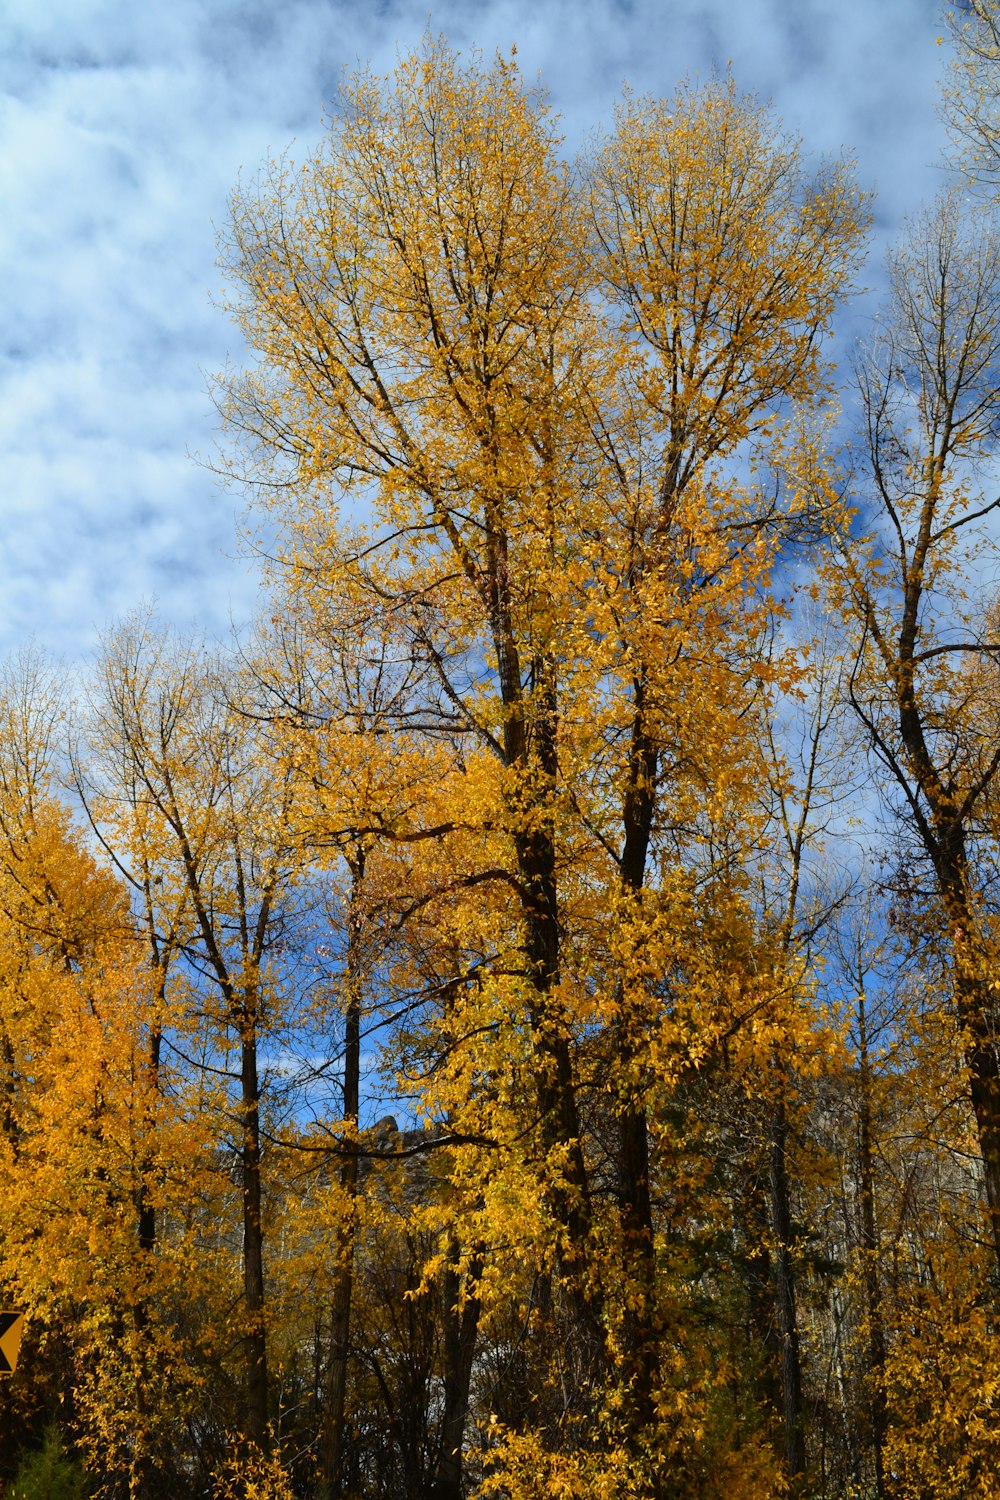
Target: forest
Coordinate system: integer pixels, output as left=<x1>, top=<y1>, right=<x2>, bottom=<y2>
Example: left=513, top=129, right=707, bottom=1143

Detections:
left=3, top=9, right=1000, bottom=1499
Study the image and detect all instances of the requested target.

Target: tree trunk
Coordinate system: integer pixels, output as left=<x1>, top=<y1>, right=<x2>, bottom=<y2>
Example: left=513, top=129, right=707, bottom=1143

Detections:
left=318, top=853, right=364, bottom=1500
left=931, top=831, right=1000, bottom=1276
left=740, top=1170, right=782, bottom=1419
left=856, top=991, right=887, bottom=1500
left=615, top=686, right=660, bottom=1433
left=431, top=1236, right=483, bottom=1500
left=769, top=1094, right=806, bottom=1488
left=137, top=1025, right=161, bottom=1257
left=514, top=785, right=597, bottom=1352
left=896, top=613, right=1000, bottom=1278
left=493, top=596, right=596, bottom=1347
left=242, top=1027, right=269, bottom=1448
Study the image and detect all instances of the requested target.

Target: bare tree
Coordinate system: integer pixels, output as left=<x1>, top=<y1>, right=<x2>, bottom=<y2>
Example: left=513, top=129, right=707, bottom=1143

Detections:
left=838, top=189, right=1000, bottom=1274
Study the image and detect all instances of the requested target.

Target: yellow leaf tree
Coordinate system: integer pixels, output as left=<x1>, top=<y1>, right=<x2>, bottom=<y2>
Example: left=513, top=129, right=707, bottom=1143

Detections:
left=217, top=41, right=867, bottom=1495
left=77, top=617, right=308, bottom=1456
left=0, top=652, right=218, bottom=1496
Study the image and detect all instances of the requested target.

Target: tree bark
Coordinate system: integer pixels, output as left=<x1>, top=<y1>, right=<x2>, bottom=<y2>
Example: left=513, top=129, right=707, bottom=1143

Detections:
left=318, top=852, right=364, bottom=1500
left=891, top=502, right=1000, bottom=1278
left=615, top=687, right=660, bottom=1431
left=241, top=1026, right=269, bottom=1448
left=769, top=1094, right=805, bottom=1488
left=485, top=513, right=597, bottom=1350
left=856, top=989, right=887, bottom=1500
left=431, top=1236, right=483, bottom=1500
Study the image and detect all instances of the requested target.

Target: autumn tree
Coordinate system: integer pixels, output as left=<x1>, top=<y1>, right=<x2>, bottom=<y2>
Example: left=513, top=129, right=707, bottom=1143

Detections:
left=588, top=85, right=867, bottom=1438
left=833, top=189, right=1000, bottom=1278
left=722, top=629, right=858, bottom=1489
left=240, top=610, right=447, bottom=1499
left=944, top=0, right=1000, bottom=185
left=76, top=617, right=307, bottom=1455
left=215, top=41, right=867, bottom=1493
left=0, top=651, right=224, bottom=1497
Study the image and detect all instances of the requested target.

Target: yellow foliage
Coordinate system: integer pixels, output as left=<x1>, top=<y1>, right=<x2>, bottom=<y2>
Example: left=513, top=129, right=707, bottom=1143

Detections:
left=882, top=1276, right=1000, bottom=1499
left=213, top=1444, right=297, bottom=1500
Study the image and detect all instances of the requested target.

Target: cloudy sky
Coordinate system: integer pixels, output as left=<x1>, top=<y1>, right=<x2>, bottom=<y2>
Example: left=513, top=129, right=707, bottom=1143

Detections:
left=1, top=0, right=951, bottom=662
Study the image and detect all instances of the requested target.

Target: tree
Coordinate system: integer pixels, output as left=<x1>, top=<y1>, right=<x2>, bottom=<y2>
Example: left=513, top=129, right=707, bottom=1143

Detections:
left=77, top=617, right=306, bottom=1453
left=834, top=189, right=1000, bottom=1275
left=943, top=0, right=1000, bottom=186
left=0, top=652, right=214, bottom=1497
left=216, top=41, right=868, bottom=1493
left=742, top=631, right=857, bottom=1489
left=582, top=88, right=863, bottom=1457
left=241, top=612, right=439, bottom=1499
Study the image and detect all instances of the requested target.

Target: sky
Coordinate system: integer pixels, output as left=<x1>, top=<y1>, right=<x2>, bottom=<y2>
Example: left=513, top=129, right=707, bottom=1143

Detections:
left=1, top=0, right=953, bottom=664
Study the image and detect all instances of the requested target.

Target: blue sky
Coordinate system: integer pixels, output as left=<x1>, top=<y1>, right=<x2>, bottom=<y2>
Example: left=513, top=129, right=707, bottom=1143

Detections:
left=1, top=0, right=950, bottom=662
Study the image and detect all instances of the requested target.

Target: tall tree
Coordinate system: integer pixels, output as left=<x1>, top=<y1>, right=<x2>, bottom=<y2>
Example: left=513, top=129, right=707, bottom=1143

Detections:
left=243, top=612, right=436, bottom=1499
left=834, top=190, right=1000, bottom=1273
left=0, top=652, right=217, bottom=1497
left=217, top=41, right=866, bottom=1493
left=78, top=618, right=304, bottom=1451
left=585, top=87, right=864, bottom=1463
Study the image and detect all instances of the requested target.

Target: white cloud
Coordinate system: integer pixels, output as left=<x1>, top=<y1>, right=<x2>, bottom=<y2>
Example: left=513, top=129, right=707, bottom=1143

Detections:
left=0, top=0, right=952, bottom=663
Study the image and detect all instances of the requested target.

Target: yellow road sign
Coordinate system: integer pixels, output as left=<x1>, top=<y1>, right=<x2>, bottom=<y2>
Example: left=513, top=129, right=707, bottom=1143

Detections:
left=0, top=1313, right=24, bottom=1374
